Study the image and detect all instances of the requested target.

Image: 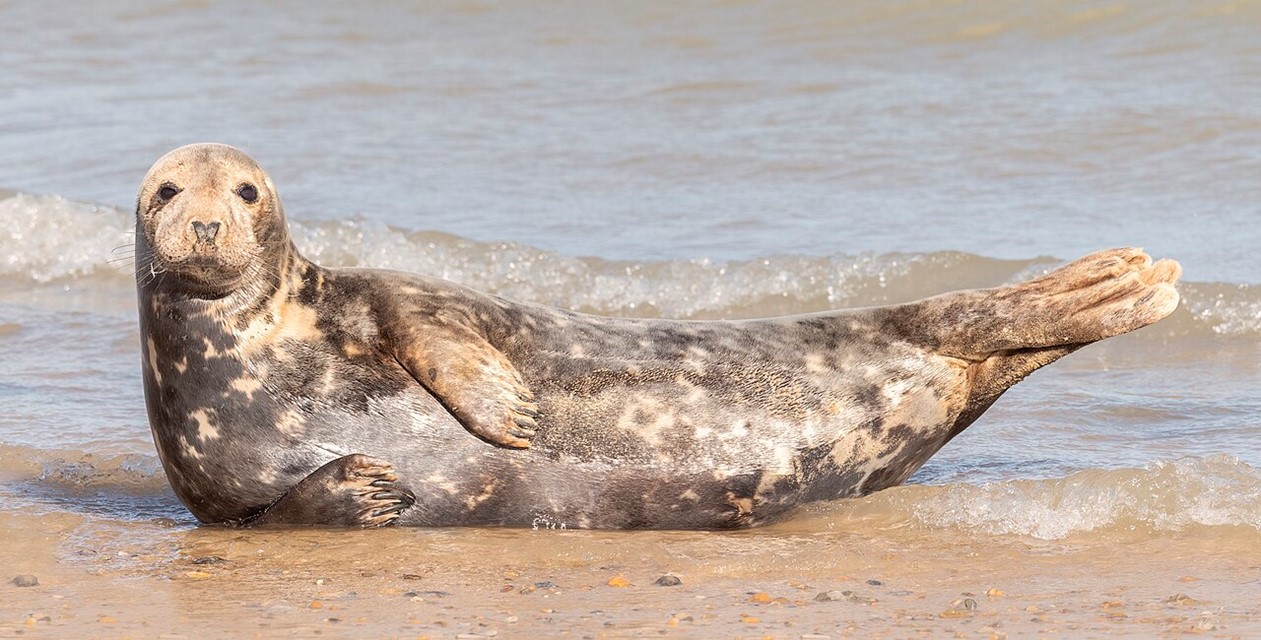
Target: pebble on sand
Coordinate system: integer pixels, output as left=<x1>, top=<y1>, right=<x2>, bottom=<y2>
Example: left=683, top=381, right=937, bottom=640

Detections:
left=939, top=597, right=978, bottom=618
left=10, top=575, right=39, bottom=587
left=815, top=590, right=876, bottom=605
left=952, top=597, right=979, bottom=611
left=607, top=576, right=631, bottom=588
left=655, top=575, right=682, bottom=587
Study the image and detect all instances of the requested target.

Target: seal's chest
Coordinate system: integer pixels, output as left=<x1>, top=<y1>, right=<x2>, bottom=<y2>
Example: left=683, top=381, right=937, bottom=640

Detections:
left=252, top=337, right=414, bottom=412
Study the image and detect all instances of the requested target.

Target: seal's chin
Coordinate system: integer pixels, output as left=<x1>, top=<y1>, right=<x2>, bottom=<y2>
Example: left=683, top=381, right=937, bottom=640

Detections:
left=164, top=257, right=250, bottom=298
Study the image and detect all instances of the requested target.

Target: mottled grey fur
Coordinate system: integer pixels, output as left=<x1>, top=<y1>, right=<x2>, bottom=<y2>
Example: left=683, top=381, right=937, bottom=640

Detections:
left=135, top=144, right=1182, bottom=529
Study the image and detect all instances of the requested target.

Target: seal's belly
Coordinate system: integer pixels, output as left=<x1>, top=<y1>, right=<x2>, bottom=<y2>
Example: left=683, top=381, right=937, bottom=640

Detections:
left=528, top=344, right=970, bottom=492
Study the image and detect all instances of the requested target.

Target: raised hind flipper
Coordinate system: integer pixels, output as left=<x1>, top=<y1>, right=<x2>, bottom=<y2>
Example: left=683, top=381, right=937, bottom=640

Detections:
left=886, top=248, right=1181, bottom=361
left=897, top=248, right=1182, bottom=443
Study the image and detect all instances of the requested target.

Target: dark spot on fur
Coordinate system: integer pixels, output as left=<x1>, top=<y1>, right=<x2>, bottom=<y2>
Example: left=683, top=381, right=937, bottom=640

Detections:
left=852, top=382, right=884, bottom=411
left=877, top=424, right=914, bottom=457
left=860, top=432, right=949, bottom=496
left=281, top=462, right=311, bottom=477
left=297, top=272, right=321, bottom=306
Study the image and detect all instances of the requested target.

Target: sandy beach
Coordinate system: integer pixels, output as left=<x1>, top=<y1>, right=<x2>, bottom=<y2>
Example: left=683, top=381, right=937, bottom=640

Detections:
left=4, top=486, right=1260, bottom=638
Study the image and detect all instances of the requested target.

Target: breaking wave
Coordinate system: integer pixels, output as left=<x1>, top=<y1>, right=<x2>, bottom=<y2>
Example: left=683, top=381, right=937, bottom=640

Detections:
left=0, top=192, right=1255, bottom=336
left=835, top=455, right=1261, bottom=540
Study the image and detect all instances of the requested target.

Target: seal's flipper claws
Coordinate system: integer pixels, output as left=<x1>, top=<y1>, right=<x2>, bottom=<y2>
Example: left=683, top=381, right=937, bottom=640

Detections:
left=243, top=454, right=413, bottom=528
left=370, top=503, right=411, bottom=518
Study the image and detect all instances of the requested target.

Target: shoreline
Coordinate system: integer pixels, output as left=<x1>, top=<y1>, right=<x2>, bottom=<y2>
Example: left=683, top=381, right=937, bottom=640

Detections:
left=3, top=509, right=1257, bottom=638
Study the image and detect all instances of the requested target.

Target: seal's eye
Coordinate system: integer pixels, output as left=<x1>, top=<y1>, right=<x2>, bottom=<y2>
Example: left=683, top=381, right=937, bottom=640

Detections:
left=237, top=183, right=259, bottom=203
left=157, top=184, right=179, bottom=201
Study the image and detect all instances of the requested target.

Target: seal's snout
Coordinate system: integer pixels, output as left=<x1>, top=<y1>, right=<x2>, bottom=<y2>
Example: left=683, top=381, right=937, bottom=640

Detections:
left=192, top=220, right=222, bottom=244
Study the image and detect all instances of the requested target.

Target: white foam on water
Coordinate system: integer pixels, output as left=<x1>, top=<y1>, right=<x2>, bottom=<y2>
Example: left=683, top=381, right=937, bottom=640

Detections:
left=0, top=193, right=134, bottom=282
left=844, top=455, right=1261, bottom=540
left=2, top=193, right=1256, bottom=336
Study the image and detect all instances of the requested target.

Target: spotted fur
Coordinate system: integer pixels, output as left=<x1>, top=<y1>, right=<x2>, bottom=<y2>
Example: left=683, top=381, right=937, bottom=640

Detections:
left=136, top=144, right=1182, bottom=529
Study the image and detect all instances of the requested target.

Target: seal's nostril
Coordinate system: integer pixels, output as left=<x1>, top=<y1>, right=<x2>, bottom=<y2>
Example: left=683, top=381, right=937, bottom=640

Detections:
left=192, top=221, right=222, bottom=244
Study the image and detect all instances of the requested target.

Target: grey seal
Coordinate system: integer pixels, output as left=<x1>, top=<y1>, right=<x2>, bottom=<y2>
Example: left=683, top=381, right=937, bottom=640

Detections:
left=135, top=143, right=1182, bottom=529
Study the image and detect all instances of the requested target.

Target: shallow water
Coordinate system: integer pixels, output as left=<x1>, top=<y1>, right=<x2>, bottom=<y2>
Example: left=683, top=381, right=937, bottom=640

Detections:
left=1, top=0, right=1260, bottom=636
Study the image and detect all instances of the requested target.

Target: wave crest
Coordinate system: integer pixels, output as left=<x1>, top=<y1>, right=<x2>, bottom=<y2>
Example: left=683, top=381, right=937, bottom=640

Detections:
left=840, top=455, right=1261, bottom=540
left=1, top=193, right=1255, bottom=336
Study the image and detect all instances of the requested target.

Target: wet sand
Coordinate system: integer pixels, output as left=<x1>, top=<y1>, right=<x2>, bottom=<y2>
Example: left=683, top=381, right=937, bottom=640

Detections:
left=4, top=500, right=1258, bottom=639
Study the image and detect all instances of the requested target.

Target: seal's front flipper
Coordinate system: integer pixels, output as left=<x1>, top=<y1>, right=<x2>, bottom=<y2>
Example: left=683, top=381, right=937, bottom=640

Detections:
left=395, top=326, right=539, bottom=449
left=244, top=454, right=415, bottom=527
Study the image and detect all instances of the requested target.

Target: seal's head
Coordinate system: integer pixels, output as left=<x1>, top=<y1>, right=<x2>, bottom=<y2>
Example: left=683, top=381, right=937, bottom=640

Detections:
left=136, top=143, right=290, bottom=297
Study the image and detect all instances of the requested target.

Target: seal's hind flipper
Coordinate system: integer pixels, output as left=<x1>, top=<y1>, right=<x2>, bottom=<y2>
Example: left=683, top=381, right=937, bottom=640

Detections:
left=394, top=324, right=539, bottom=449
left=889, top=248, right=1181, bottom=361
left=243, top=454, right=415, bottom=527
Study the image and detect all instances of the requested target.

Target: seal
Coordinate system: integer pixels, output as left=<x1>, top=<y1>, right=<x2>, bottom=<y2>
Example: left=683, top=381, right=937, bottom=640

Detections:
left=135, top=143, right=1183, bottom=529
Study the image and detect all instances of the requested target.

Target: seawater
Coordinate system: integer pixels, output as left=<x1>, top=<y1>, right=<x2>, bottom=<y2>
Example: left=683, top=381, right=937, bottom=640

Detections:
left=0, top=0, right=1259, bottom=544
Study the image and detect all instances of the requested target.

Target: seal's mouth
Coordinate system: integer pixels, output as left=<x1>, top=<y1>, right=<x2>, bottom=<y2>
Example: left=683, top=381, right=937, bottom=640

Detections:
left=160, top=255, right=249, bottom=297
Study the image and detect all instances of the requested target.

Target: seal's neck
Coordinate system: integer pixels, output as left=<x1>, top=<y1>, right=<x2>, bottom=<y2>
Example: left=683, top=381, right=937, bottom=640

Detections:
left=138, top=241, right=317, bottom=327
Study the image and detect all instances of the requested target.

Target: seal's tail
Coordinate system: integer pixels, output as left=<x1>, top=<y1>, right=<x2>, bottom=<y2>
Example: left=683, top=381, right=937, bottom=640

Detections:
left=897, top=248, right=1181, bottom=361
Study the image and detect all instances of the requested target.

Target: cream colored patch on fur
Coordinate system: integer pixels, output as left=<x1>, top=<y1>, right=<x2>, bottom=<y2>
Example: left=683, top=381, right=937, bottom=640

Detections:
left=804, top=353, right=828, bottom=374
left=425, top=473, right=459, bottom=495
left=316, top=368, right=339, bottom=397
left=276, top=409, right=306, bottom=436
left=882, top=376, right=916, bottom=409
left=719, top=419, right=750, bottom=440
left=190, top=408, right=220, bottom=442
left=231, top=376, right=263, bottom=399
left=146, top=337, right=162, bottom=385
left=278, top=301, right=323, bottom=342
left=765, top=444, right=796, bottom=477
left=464, top=480, right=498, bottom=511
left=179, top=435, right=204, bottom=460
left=202, top=336, right=226, bottom=359
left=682, top=347, right=709, bottom=374
left=632, top=405, right=677, bottom=448
left=831, top=433, right=883, bottom=469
